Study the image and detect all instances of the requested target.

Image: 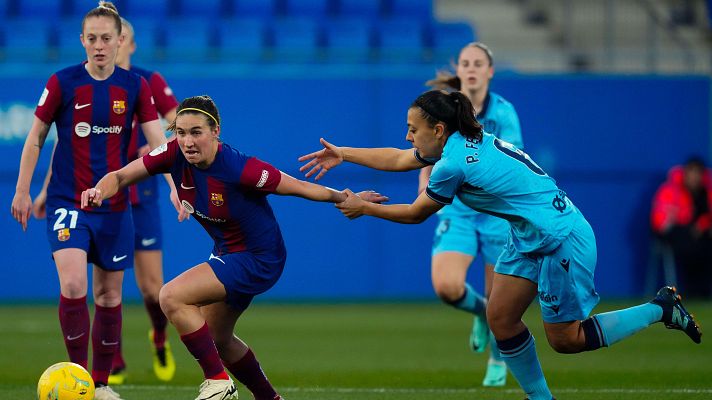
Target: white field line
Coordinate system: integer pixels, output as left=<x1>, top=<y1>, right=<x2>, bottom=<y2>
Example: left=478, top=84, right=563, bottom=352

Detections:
left=120, top=385, right=712, bottom=394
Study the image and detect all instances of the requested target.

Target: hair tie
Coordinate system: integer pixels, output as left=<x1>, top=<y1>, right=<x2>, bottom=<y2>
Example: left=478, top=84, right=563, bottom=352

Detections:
left=177, top=107, right=219, bottom=126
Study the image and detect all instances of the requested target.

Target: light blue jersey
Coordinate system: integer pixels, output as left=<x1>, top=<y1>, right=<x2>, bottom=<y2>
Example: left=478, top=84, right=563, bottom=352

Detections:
left=426, top=132, right=580, bottom=254
left=442, top=91, right=522, bottom=217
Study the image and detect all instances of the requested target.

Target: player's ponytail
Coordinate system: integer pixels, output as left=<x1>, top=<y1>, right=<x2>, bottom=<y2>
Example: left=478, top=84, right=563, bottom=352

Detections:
left=82, top=1, right=122, bottom=35
left=411, top=90, right=482, bottom=141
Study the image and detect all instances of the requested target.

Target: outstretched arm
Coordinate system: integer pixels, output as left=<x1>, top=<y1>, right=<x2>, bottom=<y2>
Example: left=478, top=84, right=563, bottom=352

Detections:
left=81, top=158, right=151, bottom=209
left=275, top=172, right=388, bottom=204
left=336, top=189, right=442, bottom=224
left=298, top=138, right=425, bottom=180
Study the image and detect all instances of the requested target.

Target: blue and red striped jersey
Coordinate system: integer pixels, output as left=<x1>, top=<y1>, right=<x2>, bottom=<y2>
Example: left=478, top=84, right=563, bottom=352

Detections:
left=36, top=62, right=158, bottom=212
left=143, top=139, right=285, bottom=256
left=126, top=65, right=179, bottom=205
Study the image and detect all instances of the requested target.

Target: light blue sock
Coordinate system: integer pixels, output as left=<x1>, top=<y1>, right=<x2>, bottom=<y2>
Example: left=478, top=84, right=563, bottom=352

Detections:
left=448, top=283, right=486, bottom=316
left=592, top=303, right=662, bottom=346
left=497, top=328, right=552, bottom=400
left=489, top=331, right=503, bottom=362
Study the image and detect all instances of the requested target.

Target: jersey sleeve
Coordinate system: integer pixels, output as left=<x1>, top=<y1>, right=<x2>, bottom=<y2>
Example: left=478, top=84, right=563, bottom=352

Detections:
left=135, top=76, right=159, bottom=124
left=239, top=157, right=282, bottom=193
left=142, top=138, right=178, bottom=175
left=426, top=158, right=464, bottom=205
left=34, top=74, right=62, bottom=124
left=149, top=72, right=179, bottom=117
left=496, top=104, right=524, bottom=149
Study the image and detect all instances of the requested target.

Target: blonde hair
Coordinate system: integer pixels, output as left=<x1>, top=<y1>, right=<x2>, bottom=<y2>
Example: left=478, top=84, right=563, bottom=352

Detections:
left=82, top=1, right=122, bottom=35
left=425, top=42, right=494, bottom=91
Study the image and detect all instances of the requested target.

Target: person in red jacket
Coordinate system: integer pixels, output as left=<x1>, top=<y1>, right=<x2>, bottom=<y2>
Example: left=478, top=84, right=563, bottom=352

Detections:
left=651, top=157, right=712, bottom=298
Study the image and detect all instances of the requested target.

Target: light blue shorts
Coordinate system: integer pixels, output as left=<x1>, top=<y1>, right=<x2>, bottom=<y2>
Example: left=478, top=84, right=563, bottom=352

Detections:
left=495, top=217, right=600, bottom=323
left=432, top=212, right=508, bottom=265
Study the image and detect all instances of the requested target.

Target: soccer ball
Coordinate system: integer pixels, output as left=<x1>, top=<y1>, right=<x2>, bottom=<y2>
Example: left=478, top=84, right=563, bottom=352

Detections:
left=37, top=362, right=95, bottom=400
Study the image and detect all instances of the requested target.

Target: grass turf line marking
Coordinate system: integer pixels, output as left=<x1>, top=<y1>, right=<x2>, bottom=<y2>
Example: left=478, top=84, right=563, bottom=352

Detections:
left=119, top=385, right=712, bottom=394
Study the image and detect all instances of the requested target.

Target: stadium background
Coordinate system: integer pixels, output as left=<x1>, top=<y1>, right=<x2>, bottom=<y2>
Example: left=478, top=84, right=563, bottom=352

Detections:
left=0, top=0, right=710, bottom=302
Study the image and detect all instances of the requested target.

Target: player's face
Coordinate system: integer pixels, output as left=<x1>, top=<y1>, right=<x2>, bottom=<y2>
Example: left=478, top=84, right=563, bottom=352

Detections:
left=116, top=26, right=136, bottom=67
left=81, top=16, right=122, bottom=68
left=406, top=107, right=444, bottom=159
left=175, top=113, right=220, bottom=168
left=456, top=46, right=493, bottom=94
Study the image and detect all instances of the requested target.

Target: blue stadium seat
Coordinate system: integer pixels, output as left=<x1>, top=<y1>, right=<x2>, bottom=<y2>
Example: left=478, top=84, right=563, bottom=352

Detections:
left=0, top=0, right=9, bottom=19
left=324, top=17, right=373, bottom=63
left=162, top=17, right=214, bottom=61
left=217, top=18, right=266, bottom=62
left=65, top=0, right=129, bottom=17
left=388, top=0, right=432, bottom=19
left=54, top=19, right=86, bottom=63
left=284, top=0, right=332, bottom=18
left=270, top=17, right=320, bottom=62
left=231, top=0, right=277, bottom=18
left=123, top=0, right=170, bottom=18
left=127, top=18, right=161, bottom=64
left=337, top=0, right=382, bottom=19
left=1, top=19, right=51, bottom=62
left=179, top=0, right=225, bottom=18
left=16, top=0, right=63, bottom=17
left=376, top=18, right=425, bottom=63
left=430, top=21, right=476, bottom=63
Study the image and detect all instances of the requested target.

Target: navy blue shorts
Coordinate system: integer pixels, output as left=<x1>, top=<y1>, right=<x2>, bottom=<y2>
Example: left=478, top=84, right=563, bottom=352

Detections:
left=132, top=202, right=162, bottom=251
left=206, top=249, right=286, bottom=311
left=46, top=205, right=134, bottom=271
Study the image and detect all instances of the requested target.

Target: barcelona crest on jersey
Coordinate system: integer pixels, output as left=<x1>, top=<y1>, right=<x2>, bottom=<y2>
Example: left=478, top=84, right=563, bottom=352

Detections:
left=211, top=193, right=224, bottom=207
left=57, top=228, right=70, bottom=242
left=112, top=100, right=126, bottom=114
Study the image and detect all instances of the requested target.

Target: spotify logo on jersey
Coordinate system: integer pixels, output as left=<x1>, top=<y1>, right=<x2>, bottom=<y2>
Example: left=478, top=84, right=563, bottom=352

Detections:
left=74, top=122, right=91, bottom=137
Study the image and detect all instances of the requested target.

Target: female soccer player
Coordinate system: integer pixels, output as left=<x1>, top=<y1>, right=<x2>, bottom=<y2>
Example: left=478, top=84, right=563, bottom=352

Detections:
left=81, top=95, right=386, bottom=400
left=109, top=16, right=179, bottom=384
left=10, top=3, right=175, bottom=400
left=419, top=42, right=522, bottom=387
left=299, top=90, right=702, bottom=400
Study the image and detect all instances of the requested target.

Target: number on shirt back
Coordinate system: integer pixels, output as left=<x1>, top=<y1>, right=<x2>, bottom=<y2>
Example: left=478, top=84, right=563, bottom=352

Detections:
left=493, top=138, right=546, bottom=176
left=53, top=208, right=78, bottom=231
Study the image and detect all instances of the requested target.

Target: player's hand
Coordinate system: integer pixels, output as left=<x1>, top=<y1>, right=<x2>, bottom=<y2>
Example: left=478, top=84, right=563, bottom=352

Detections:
left=356, top=190, right=389, bottom=204
left=81, top=187, right=103, bottom=209
left=170, top=188, right=190, bottom=222
left=32, top=189, right=47, bottom=219
left=11, top=191, right=33, bottom=231
left=335, top=189, right=366, bottom=219
left=298, top=138, right=344, bottom=180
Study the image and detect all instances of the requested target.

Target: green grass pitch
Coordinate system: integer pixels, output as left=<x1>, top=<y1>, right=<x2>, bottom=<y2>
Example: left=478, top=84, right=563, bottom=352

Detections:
left=2, top=300, right=710, bottom=399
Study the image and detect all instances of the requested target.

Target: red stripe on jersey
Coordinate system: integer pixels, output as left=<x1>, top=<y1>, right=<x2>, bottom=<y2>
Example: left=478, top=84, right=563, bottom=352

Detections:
left=71, top=84, right=94, bottom=207
left=207, top=177, right=246, bottom=253
left=149, top=72, right=179, bottom=116
left=35, top=74, right=62, bottom=124
left=136, top=77, right=159, bottom=124
left=179, top=167, right=197, bottom=219
left=240, top=157, right=282, bottom=193
left=107, top=85, right=128, bottom=212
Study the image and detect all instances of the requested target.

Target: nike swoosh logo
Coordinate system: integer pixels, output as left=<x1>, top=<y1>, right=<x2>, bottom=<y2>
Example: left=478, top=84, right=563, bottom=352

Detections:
left=66, top=333, right=85, bottom=341
left=180, top=183, right=195, bottom=190
left=74, top=103, right=91, bottom=109
left=209, top=254, right=225, bottom=264
left=112, top=255, right=128, bottom=262
left=101, top=340, right=119, bottom=346
left=141, top=238, right=157, bottom=246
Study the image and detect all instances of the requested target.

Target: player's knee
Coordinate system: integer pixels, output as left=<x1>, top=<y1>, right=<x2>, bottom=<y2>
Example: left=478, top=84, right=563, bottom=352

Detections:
left=433, top=280, right=464, bottom=303
left=158, top=285, right=179, bottom=317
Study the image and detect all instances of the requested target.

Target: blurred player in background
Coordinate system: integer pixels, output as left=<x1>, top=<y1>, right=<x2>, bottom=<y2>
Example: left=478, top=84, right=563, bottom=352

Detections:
left=10, top=2, right=178, bottom=400
left=300, top=89, right=702, bottom=400
left=81, top=95, right=387, bottom=400
left=109, top=16, right=179, bottom=385
left=419, top=42, right=521, bottom=387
